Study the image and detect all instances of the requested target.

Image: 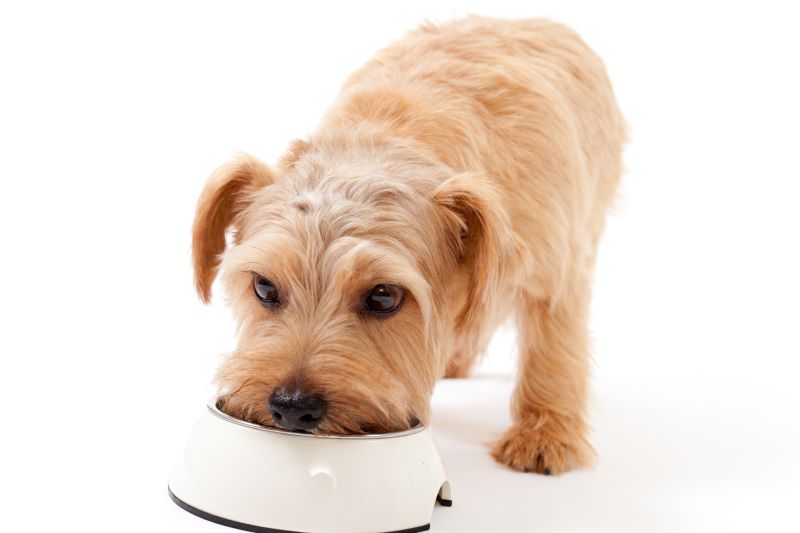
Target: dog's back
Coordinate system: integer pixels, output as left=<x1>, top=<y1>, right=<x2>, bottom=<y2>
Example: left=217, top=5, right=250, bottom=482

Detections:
left=325, top=15, right=625, bottom=305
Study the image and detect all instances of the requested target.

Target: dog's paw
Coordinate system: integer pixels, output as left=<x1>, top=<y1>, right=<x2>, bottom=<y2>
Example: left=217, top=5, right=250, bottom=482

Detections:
left=491, top=418, right=592, bottom=475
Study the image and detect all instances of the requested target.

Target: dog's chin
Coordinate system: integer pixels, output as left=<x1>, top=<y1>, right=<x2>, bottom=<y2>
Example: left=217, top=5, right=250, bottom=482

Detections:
left=219, top=397, right=420, bottom=436
left=317, top=411, right=422, bottom=435
left=253, top=414, right=419, bottom=436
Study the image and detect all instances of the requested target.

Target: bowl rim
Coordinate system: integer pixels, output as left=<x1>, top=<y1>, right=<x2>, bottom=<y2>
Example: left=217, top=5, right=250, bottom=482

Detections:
left=208, top=398, right=426, bottom=440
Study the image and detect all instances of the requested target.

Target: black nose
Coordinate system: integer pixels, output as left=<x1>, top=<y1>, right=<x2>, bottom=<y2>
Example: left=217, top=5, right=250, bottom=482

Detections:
left=268, top=388, right=326, bottom=431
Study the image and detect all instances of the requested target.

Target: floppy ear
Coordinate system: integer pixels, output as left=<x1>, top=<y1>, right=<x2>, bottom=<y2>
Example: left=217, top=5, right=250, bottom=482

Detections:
left=433, top=172, right=519, bottom=332
left=192, top=154, right=273, bottom=303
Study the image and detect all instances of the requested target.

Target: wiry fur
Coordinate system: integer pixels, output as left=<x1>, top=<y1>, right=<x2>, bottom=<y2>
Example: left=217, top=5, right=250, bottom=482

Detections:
left=192, top=17, right=624, bottom=474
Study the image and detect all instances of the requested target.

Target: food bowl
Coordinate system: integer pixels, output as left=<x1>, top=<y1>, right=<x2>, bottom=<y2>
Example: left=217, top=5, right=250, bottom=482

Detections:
left=168, top=398, right=452, bottom=533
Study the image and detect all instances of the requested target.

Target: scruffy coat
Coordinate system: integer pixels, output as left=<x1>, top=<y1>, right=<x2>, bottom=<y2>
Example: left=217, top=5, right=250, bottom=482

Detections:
left=192, top=17, right=624, bottom=474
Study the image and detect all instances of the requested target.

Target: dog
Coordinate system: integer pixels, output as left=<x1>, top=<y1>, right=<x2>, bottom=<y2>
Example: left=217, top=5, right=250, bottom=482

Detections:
left=191, top=16, right=624, bottom=475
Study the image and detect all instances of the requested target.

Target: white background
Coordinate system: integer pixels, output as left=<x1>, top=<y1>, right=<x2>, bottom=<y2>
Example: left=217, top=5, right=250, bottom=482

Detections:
left=1, top=1, right=798, bottom=532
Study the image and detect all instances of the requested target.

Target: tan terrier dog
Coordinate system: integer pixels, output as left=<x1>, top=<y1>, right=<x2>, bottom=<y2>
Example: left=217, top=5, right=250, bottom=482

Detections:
left=192, top=17, right=624, bottom=475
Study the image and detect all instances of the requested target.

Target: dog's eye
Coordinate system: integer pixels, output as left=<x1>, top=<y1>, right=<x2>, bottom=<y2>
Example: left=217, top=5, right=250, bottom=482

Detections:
left=363, top=284, right=404, bottom=315
left=253, top=274, right=281, bottom=307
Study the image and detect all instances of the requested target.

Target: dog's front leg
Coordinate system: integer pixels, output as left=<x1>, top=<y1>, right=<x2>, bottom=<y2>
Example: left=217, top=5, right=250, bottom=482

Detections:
left=492, top=293, right=594, bottom=474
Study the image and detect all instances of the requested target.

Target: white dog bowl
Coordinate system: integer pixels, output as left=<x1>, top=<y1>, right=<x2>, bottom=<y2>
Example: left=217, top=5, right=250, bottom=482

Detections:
left=168, top=399, right=452, bottom=533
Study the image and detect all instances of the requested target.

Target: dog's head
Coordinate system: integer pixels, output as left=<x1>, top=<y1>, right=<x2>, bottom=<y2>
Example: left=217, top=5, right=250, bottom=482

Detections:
left=192, top=135, right=516, bottom=434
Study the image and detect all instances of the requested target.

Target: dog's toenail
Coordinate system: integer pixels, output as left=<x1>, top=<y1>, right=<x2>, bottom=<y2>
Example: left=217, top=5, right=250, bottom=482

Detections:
left=543, top=467, right=551, bottom=476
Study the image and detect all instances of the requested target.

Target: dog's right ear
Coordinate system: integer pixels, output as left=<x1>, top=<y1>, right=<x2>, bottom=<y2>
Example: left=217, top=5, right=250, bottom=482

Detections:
left=192, top=154, right=273, bottom=303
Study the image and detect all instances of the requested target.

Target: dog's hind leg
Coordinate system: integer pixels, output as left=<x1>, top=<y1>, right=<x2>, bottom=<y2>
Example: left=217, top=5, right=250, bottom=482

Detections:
left=491, top=288, right=594, bottom=474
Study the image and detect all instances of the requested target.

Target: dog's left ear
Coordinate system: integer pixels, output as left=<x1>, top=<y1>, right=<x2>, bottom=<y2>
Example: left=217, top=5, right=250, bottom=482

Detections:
left=192, top=154, right=274, bottom=303
left=434, top=172, right=520, bottom=332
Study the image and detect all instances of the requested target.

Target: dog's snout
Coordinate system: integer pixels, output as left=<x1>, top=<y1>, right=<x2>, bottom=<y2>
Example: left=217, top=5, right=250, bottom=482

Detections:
left=268, top=388, right=326, bottom=431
